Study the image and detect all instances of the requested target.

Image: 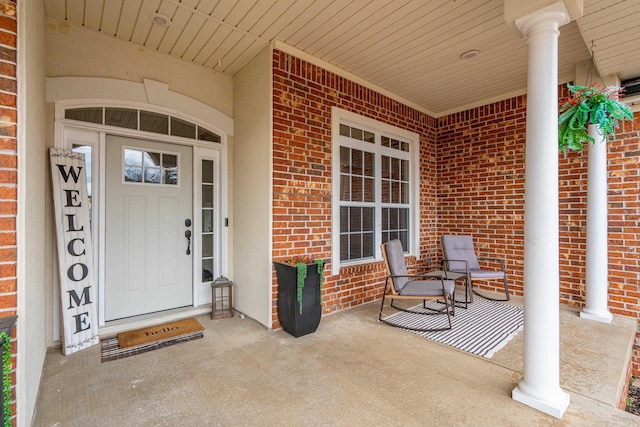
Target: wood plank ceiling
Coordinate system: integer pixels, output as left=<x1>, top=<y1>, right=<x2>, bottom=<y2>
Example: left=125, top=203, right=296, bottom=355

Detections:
left=44, top=0, right=640, bottom=116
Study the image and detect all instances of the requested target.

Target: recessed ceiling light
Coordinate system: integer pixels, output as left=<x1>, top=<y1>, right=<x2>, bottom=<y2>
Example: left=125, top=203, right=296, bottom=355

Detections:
left=460, top=49, right=480, bottom=60
left=149, top=12, right=171, bottom=27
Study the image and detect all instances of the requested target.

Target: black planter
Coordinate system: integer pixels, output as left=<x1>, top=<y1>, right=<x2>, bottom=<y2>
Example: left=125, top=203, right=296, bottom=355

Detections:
left=274, top=262, right=322, bottom=338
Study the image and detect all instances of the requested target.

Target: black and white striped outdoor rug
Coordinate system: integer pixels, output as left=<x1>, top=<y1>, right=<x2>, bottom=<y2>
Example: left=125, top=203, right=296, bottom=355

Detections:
left=383, top=299, right=524, bottom=358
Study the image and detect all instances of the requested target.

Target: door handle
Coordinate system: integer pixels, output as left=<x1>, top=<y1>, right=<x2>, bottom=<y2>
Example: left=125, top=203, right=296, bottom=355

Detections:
left=185, top=230, right=192, bottom=255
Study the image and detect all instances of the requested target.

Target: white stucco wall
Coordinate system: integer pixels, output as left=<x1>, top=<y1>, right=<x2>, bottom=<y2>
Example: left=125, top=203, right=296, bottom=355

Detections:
left=43, top=20, right=235, bottom=343
left=232, top=45, right=273, bottom=327
left=45, top=17, right=233, bottom=118
left=18, top=1, right=48, bottom=425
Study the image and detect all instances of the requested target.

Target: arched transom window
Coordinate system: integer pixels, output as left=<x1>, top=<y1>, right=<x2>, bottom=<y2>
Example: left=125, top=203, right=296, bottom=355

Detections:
left=65, top=106, right=222, bottom=143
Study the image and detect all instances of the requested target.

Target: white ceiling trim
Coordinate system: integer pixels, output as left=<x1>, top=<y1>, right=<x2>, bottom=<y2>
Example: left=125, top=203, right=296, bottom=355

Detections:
left=436, top=87, right=528, bottom=118
left=272, top=40, right=437, bottom=118
left=435, top=69, right=578, bottom=118
left=274, top=39, right=569, bottom=119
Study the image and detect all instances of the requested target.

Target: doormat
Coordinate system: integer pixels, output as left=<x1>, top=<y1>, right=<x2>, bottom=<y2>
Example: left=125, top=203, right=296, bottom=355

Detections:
left=383, top=298, right=523, bottom=358
left=101, top=318, right=204, bottom=362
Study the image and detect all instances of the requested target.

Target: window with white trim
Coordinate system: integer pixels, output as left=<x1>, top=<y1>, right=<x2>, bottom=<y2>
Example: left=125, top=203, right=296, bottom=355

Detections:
left=336, top=117, right=415, bottom=264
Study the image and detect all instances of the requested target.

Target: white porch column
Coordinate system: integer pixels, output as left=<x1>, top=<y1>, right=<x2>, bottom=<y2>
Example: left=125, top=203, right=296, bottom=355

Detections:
left=510, top=1, right=574, bottom=419
left=580, top=125, right=613, bottom=323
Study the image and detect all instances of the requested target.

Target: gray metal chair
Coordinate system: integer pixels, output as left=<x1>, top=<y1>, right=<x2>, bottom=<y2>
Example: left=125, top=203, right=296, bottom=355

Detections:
left=379, top=239, right=455, bottom=332
left=441, top=235, right=510, bottom=302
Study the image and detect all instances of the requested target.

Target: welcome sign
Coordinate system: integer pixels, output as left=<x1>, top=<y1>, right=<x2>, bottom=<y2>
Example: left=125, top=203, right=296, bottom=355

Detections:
left=50, top=148, right=99, bottom=355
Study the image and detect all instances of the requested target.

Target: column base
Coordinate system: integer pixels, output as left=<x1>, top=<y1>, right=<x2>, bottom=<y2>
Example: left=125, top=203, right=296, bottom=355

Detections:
left=580, top=309, right=613, bottom=324
left=512, top=381, right=570, bottom=419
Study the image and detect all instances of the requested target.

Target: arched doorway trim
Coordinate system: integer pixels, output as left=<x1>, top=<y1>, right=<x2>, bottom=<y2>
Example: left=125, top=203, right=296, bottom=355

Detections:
left=46, top=76, right=234, bottom=137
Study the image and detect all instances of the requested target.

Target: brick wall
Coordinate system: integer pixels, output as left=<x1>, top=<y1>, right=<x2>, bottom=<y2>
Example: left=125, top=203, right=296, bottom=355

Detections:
left=0, top=0, right=16, bottom=423
left=437, top=88, right=640, bottom=373
left=271, top=50, right=438, bottom=327
left=610, top=113, right=640, bottom=373
left=436, top=96, right=529, bottom=296
left=271, top=50, right=640, bottom=373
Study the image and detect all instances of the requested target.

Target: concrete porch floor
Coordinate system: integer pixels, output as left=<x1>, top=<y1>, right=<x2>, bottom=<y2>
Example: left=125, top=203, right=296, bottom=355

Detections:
left=33, top=296, right=639, bottom=426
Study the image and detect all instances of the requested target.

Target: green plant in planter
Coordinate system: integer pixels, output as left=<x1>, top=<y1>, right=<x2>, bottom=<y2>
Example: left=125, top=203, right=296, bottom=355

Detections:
left=287, top=258, right=324, bottom=314
left=558, top=83, right=633, bottom=153
left=0, top=332, right=10, bottom=426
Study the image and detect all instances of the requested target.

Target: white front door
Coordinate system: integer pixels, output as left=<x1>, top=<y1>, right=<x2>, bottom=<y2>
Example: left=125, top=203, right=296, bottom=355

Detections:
left=105, top=135, right=193, bottom=321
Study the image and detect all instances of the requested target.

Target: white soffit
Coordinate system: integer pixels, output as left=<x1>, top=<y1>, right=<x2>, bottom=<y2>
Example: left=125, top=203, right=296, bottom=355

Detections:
left=44, top=0, right=640, bottom=116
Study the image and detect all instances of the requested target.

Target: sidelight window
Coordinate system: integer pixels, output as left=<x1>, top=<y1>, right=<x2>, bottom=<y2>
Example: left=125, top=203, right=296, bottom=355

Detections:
left=201, top=159, right=215, bottom=283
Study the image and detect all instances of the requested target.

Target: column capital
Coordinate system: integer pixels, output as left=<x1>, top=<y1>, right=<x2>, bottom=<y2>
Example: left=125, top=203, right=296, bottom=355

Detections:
left=505, top=0, right=583, bottom=37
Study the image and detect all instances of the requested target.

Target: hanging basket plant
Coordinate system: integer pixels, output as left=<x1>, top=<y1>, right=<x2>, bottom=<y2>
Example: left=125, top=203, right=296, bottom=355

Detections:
left=558, top=83, right=633, bottom=153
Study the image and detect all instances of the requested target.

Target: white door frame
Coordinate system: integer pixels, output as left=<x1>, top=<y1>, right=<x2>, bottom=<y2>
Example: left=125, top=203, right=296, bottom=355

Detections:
left=55, top=121, right=227, bottom=329
left=49, top=79, right=232, bottom=335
